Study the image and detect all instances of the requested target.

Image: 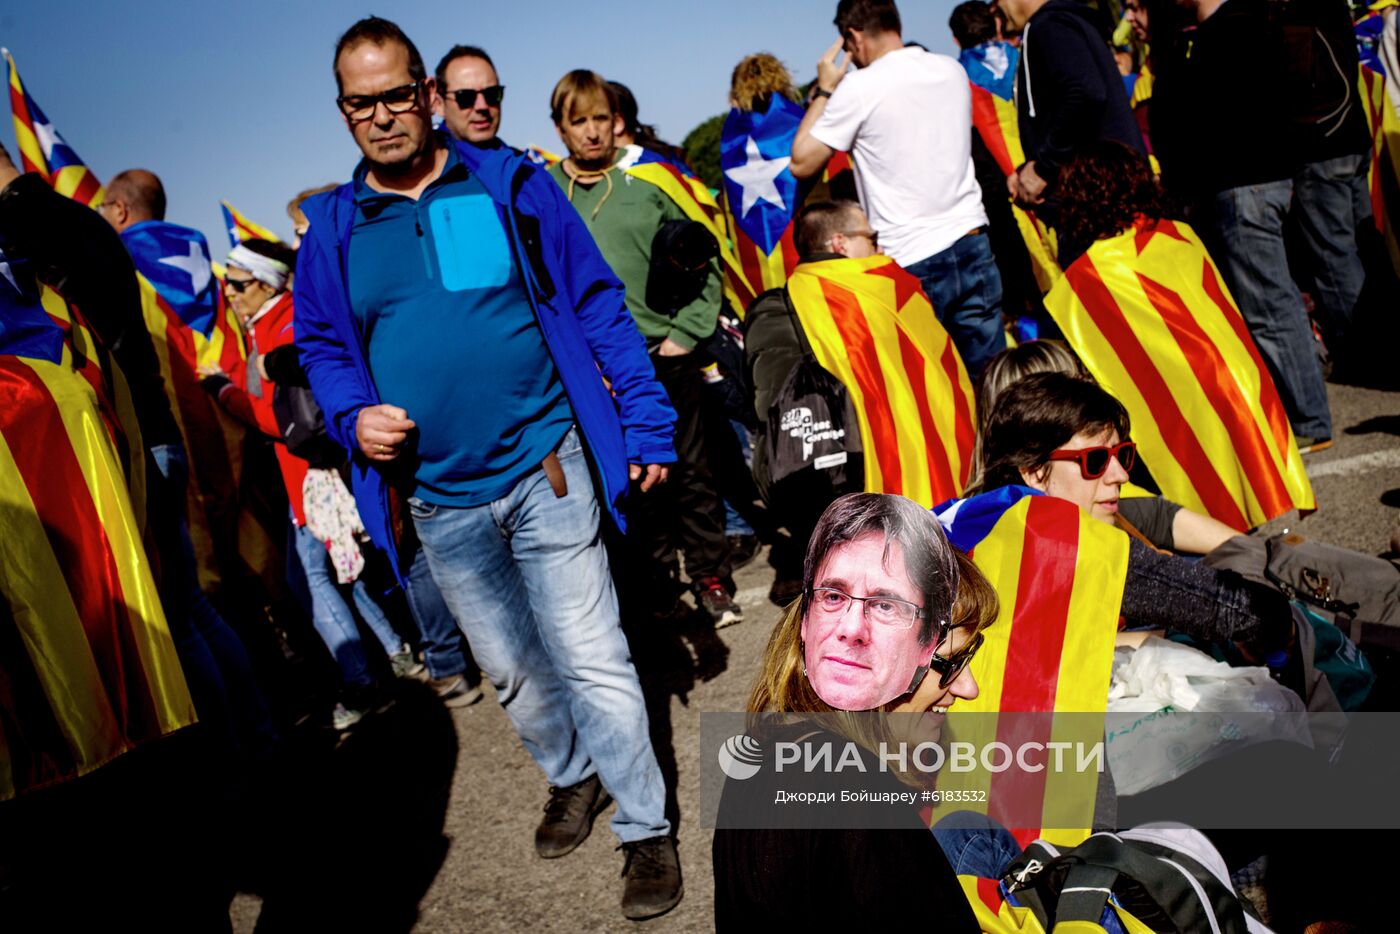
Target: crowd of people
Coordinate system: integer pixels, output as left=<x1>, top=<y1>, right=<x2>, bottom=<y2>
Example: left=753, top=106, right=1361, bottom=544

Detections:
left=2, top=0, right=1399, bottom=929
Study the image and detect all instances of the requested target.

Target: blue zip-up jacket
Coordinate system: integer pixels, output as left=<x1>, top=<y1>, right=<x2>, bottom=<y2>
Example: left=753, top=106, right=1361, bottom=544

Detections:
left=293, top=137, right=677, bottom=581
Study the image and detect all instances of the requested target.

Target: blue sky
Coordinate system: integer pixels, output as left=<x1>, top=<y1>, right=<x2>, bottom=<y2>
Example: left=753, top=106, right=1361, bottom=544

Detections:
left=2, top=0, right=960, bottom=250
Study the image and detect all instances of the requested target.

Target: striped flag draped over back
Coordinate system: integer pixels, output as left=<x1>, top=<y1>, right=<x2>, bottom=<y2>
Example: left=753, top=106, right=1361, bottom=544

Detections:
left=618, top=144, right=758, bottom=318
left=935, top=487, right=1130, bottom=846
left=963, top=57, right=1062, bottom=293
left=220, top=200, right=281, bottom=249
left=0, top=272, right=195, bottom=800
left=4, top=48, right=105, bottom=207
left=785, top=255, right=975, bottom=507
left=1046, top=219, right=1315, bottom=531
left=1357, top=8, right=1400, bottom=277
left=720, top=95, right=802, bottom=294
left=122, top=222, right=282, bottom=596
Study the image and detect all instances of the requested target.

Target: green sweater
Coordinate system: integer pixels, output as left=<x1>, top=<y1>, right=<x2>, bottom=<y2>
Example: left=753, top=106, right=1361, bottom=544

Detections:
left=548, top=161, right=720, bottom=350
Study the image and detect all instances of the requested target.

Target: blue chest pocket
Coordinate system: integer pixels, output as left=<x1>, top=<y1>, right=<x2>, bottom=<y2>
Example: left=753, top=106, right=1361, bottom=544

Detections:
left=429, top=194, right=513, bottom=291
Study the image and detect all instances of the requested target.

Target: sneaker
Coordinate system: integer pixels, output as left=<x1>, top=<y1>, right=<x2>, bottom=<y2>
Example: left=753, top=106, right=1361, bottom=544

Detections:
left=535, top=774, right=611, bottom=859
left=428, top=674, right=483, bottom=708
left=619, top=836, right=683, bottom=920
left=726, top=533, right=760, bottom=571
left=389, top=643, right=425, bottom=679
left=696, top=576, right=743, bottom=628
left=1296, top=436, right=1334, bottom=455
left=331, top=701, right=364, bottom=732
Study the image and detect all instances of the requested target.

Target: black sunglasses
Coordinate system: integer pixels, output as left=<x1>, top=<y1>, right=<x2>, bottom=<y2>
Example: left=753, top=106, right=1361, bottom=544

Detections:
left=336, top=81, right=424, bottom=122
left=928, top=631, right=983, bottom=689
left=224, top=277, right=258, bottom=293
left=446, top=85, right=505, bottom=110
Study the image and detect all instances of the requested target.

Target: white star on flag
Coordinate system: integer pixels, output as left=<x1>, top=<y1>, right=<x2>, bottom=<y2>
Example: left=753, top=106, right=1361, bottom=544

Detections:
left=159, top=241, right=212, bottom=295
left=724, top=136, right=790, bottom=218
left=33, top=120, right=62, bottom=160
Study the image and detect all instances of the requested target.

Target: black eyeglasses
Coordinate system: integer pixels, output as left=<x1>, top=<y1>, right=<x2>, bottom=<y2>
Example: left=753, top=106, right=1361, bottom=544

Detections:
left=224, top=277, right=258, bottom=293
left=928, top=631, right=983, bottom=689
left=808, top=586, right=927, bottom=630
left=445, top=85, right=505, bottom=110
left=336, top=81, right=424, bottom=122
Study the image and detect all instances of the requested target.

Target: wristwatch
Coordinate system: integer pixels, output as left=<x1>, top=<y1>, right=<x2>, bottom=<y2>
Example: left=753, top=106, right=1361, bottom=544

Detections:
left=813, top=87, right=833, bottom=100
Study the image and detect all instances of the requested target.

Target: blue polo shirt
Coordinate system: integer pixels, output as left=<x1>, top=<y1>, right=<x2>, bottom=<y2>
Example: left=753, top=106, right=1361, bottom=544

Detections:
left=348, top=144, right=572, bottom=506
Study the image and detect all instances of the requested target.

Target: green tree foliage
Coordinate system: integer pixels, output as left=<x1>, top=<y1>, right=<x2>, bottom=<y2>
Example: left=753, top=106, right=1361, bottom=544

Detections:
left=681, top=114, right=726, bottom=192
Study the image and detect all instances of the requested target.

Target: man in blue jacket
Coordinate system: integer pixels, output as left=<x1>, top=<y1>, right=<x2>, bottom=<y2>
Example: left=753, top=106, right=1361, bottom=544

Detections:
left=294, top=17, right=683, bottom=920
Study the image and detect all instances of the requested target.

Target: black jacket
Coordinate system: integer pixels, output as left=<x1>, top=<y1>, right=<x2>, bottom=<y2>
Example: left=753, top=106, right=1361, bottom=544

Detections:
left=1282, top=0, right=1374, bottom=162
left=1152, top=0, right=1301, bottom=198
left=1015, top=0, right=1145, bottom=187
left=0, top=173, right=182, bottom=447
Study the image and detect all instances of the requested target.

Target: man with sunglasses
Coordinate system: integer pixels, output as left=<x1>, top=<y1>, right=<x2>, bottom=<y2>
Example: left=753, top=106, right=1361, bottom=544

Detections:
left=434, top=45, right=506, bottom=147
left=294, top=16, right=683, bottom=920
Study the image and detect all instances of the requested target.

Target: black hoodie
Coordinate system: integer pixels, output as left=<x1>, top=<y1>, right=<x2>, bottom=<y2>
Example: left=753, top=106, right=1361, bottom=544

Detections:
left=1015, top=0, right=1146, bottom=188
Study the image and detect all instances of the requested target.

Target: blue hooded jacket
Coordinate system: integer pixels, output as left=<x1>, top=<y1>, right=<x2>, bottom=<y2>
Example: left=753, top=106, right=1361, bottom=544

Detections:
left=293, top=137, right=677, bottom=581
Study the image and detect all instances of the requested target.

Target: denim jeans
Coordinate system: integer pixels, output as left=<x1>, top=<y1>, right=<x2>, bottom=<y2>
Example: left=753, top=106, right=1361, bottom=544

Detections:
left=932, top=812, right=1024, bottom=879
left=904, top=231, right=1006, bottom=382
left=409, top=424, right=669, bottom=842
left=1196, top=181, right=1333, bottom=440
left=1294, top=151, right=1371, bottom=359
left=148, top=443, right=276, bottom=756
left=292, top=519, right=401, bottom=687
left=403, top=543, right=481, bottom=682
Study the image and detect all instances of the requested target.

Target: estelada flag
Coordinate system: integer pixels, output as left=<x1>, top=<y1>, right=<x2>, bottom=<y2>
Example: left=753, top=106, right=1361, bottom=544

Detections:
left=934, top=487, right=1130, bottom=846
left=122, top=223, right=283, bottom=597
left=4, top=48, right=105, bottom=208
left=525, top=145, right=562, bottom=167
left=1046, top=218, right=1315, bottom=531
left=220, top=200, right=281, bottom=248
left=720, top=95, right=802, bottom=295
left=967, top=79, right=1062, bottom=293
left=0, top=272, right=195, bottom=800
left=785, top=255, right=975, bottom=507
left=617, top=144, right=758, bottom=318
left=1357, top=10, right=1400, bottom=278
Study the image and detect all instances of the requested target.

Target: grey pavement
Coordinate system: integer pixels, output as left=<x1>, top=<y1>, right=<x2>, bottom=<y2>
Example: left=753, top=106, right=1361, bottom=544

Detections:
left=230, top=376, right=1400, bottom=933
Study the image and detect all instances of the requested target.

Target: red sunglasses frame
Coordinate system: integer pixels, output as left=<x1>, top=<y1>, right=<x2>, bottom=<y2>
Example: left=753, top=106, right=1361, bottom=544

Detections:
left=1046, top=440, right=1136, bottom=480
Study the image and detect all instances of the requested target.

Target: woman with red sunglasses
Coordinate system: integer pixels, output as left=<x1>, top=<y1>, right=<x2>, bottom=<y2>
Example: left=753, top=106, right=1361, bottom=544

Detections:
left=978, top=371, right=1294, bottom=652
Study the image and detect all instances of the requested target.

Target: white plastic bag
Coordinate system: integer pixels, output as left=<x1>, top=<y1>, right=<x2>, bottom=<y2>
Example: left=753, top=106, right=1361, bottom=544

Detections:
left=1105, top=637, right=1311, bottom=795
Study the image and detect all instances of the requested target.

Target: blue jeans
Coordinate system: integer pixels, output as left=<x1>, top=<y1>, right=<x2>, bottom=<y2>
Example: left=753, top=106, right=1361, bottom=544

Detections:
left=1197, top=181, right=1333, bottom=440
left=723, top=418, right=755, bottom=537
left=904, top=231, right=1005, bottom=381
left=408, top=425, right=669, bottom=842
left=292, top=519, right=401, bottom=687
left=1294, top=151, right=1371, bottom=358
left=404, top=543, right=480, bottom=682
left=932, top=812, right=1024, bottom=878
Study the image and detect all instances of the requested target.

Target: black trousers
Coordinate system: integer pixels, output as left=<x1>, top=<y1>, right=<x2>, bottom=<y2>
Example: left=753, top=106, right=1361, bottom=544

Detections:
left=630, top=353, right=731, bottom=590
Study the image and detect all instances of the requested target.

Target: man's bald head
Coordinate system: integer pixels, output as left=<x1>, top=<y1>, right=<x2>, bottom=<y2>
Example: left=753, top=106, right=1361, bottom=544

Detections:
left=100, top=169, right=166, bottom=232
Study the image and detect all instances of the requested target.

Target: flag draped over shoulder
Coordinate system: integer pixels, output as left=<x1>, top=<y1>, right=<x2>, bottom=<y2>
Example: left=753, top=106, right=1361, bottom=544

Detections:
left=0, top=274, right=195, bottom=801
left=5, top=48, right=104, bottom=207
left=1357, top=9, right=1400, bottom=277
left=934, top=487, right=1130, bottom=846
left=1046, top=219, right=1315, bottom=531
left=785, top=255, right=975, bottom=507
left=720, top=95, right=802, bottom=295
left=617, top=144, right=757, bottom=318
left=122, top=222, right=281, bottom=596
left=220, top=200, right=281, bottom=248
left=962, top=50, right=1062, bottom=294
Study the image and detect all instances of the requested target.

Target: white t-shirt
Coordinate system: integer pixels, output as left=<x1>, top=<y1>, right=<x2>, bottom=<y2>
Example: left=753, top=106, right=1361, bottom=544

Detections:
left=811, top=46, right=987, bottom=266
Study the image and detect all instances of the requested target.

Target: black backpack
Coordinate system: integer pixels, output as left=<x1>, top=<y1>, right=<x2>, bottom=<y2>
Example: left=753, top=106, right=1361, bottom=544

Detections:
left=763, top=288, right=863, bottom=489
left=1002, top=832, right=1254, bottom=932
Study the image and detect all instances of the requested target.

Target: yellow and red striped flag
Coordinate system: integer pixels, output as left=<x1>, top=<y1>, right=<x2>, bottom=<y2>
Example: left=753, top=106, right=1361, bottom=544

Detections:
left=1047, top=219, right=1315, bottom=531
left=0, top=280, right=195, bottom=800
left=4, top=48, right=105, bottom=208
left=1358, top=52, right=1400, bottom=277
left=935, top=488, right=1130, bottom=847
left=220, top=200, right=281, bottom=248
left=785, top=255, right=975, bottom=507
left=618, top=145, right=758, bottom=318
left=968, top=82, right=1062, bottom=293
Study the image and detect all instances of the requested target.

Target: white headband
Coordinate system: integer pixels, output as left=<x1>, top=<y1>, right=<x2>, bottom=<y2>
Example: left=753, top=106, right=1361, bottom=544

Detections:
left=227, top=243, right=290, bottom=291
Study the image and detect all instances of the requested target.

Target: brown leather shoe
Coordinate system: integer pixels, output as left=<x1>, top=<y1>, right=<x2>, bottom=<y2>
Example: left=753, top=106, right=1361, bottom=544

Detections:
left=535, top=774, right=610, bottom=859
left=619, top=835, right=683, bottom=920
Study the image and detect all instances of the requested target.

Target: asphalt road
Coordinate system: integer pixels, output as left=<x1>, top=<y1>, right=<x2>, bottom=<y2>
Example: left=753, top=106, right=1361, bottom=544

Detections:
left=229, top=376, right=1400, bottom=933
